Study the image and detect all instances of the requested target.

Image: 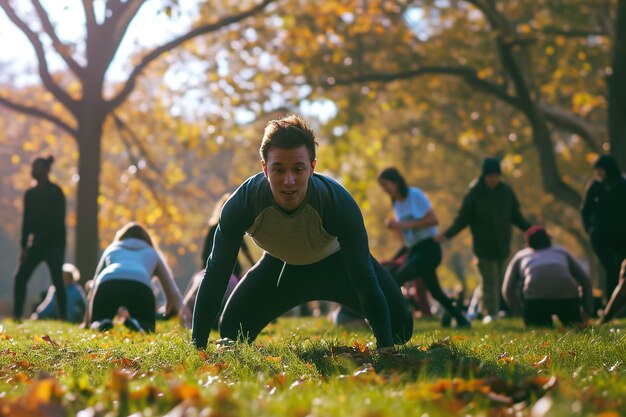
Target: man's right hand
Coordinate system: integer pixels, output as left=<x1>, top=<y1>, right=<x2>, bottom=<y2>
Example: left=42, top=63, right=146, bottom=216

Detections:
left=19, top=250, right=28, bottom=264
left=434, top=233, right=447, bottom=243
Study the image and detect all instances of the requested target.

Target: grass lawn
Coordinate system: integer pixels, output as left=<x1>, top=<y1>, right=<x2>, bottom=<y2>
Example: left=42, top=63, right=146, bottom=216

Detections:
left=0, top=316, right=625, bottom=416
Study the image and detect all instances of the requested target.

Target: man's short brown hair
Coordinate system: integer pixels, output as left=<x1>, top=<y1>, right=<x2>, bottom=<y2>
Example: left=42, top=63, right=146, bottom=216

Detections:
left=259, top=114, right=318, bottom=163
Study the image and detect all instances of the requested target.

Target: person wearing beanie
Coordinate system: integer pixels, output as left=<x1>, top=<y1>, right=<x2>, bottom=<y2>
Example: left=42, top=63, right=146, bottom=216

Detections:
left=581, top=154, right=626, bottom=299
left=502, top=226, right=592, bottom=327
left=13, top=155, right=68, bottom=322
left=436, top=156, right=531, bottom=323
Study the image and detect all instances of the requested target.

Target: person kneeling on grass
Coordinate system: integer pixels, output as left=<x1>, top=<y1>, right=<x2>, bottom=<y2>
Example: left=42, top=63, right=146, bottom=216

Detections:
left=192, top=114, right=413, bottom=350
left=502, top=225, right=593, bottom=327
left=31, top=263, right=86, bottom=323
left=83, top=222, right=191, bottom=332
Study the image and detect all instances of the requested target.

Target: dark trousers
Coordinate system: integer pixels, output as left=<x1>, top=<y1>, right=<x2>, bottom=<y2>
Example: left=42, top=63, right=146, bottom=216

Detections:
left=390, top=238, right=467, bottom=323
left=13, top=244, right=66, bottom=320
left=91, top=280, right=156, bottom=332
left=591, top=233, right=626, bottom=298
left=219, top=251, right=413, bottom=344
left=523, top=298, right=583, bottom=327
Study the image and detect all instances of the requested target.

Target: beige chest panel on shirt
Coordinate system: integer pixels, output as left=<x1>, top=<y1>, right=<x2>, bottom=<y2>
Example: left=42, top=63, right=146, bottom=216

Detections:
left=246, top=205, right=340, bottom=265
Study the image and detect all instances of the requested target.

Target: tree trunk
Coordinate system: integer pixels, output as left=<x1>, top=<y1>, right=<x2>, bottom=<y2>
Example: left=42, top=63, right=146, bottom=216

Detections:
left=75, top=112, right=104, bottom=282
left=608, top=0, right=626, bottom=169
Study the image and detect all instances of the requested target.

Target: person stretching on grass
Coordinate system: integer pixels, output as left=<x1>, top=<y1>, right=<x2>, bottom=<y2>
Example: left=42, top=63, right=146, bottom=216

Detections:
left=502, top=225, right=593, bottom=328
left=192, top=114, right=413, bottom=350
left=84, top=222, right=191, bottom=332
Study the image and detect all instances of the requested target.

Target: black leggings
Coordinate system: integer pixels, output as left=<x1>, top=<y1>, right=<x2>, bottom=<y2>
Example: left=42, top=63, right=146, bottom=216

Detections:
left=389, top=238, right=467, bottom=323
left=591, top=233, right=626, bottom=298
left=91, top=280, right=156, bottom=332
left=219, top=251, right=413, bottom=344
left=13, top=244, right=66, bottom=320
left=523, top=298, right=583, bottom=327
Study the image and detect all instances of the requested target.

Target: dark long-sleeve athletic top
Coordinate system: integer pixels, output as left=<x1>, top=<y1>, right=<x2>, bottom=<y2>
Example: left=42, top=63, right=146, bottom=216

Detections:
left=192, top=172, right=394, bottom=348
left=202, top=223, right=249, bottom=277
left=21, top=181, right=66, bottom=249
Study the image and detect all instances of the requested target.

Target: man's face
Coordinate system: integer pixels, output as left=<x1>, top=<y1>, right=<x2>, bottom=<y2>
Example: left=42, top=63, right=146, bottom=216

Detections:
left=262, top=145, right=316, bottom=212
left=484, top=173, right=501, bottom=189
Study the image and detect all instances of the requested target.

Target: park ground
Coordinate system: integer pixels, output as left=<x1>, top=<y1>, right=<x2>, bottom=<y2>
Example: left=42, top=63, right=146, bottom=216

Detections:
left=0, top=316, right=625, bottom=416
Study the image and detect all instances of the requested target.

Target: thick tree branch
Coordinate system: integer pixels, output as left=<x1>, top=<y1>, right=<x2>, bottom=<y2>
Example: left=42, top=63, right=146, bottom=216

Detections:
left=0, top=94, right=77, bottom=138
left=496, top=39, right=582, bottom=207
left=107, top=0, right=277, bottom=111
left=463, top=0, right=500, bottom=29
left=334, top=66, right=518, bottom=104
left=111, top=0, right=144, bottom=48
left=82, top=0, right=97, bottom=28
left=0, top=2, right=78, bottom=114
left=31, top=0, right=84, bottom=77
left=542, top=26, right=607, bottom=38
left=334, top=67, right=600, bottom=153
left=539, top=105, right=601, bottom=152
left=95, top=0, right=144, bottom=75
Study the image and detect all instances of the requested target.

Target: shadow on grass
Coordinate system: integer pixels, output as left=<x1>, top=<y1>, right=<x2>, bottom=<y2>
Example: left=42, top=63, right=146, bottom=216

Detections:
left=295, top=336, right=536, bottom=382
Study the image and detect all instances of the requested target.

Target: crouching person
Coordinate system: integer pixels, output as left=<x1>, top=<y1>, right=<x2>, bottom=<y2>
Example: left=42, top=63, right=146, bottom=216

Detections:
left=502, top=226, right=593, bottom=327
left=192, top=115, right=413, bottom=350
left=84, top=222, right=191, bottom=332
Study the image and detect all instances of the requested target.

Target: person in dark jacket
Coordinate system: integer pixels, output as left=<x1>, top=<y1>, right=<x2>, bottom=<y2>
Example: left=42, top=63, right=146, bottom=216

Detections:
left=13, top=156, right=67, bottom=321
left=201, top=193, right=255, bottom=278
left=580, top=154, right=626, bottom=298
left=436, top=157, right=531, bottom=322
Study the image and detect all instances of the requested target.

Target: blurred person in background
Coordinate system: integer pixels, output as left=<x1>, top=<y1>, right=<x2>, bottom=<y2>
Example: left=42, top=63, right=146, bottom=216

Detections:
left=581, top=154, right=626, bottom=300
left=436, top=157, right=531, bottom=323
left=502, top=226, right=592, bottom=328
left=84, top=222, right=191, bottom=332
left=13, top=155, right=67, bottom=322
left=31, top=263, right=86, bottom=323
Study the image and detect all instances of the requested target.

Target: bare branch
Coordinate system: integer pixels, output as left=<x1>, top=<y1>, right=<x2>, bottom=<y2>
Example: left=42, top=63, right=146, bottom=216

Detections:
left=542, top=26, right=607, bottom=38
left=112, top=112, right=162, bottom=175
left=0, top=2, right=78, bottom=114
left=463, top=0, right=500, bottom=29
left=539, top=105, right=602, bottom=152
left=0, top=94, right=77, bottom=138
left=94, top=0, right=144, bottom=75
left=112, top=114, right=168, bottom=210
left=110, top=0, right=144, bottom=51
left=333, top=67, right=600, bottom=151
left=31, top=0, right=84, bottom=76
left=333, top=66, right=519, bottom=106
left=82, top=0, right=97, bottom=28
left=107, top=0, right=277, bottom=111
